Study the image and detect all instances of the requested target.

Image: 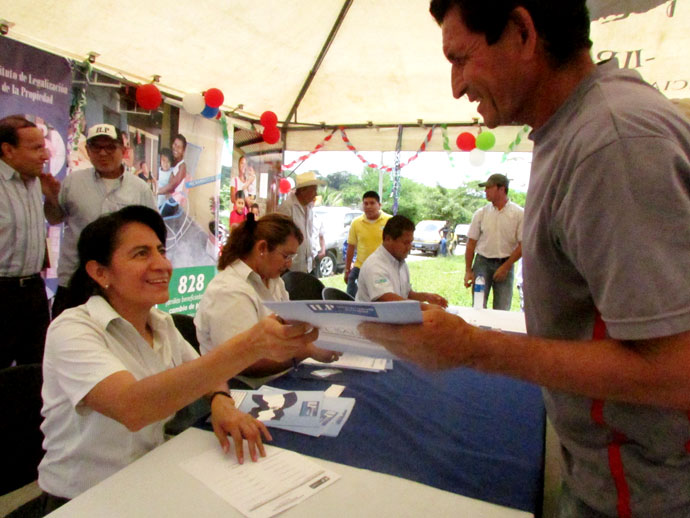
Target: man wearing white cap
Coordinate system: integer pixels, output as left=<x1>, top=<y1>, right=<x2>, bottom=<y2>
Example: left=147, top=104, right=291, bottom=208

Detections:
left=45, top=123, right=156, bottom=317
left=276, top=171, right=325, bottom=274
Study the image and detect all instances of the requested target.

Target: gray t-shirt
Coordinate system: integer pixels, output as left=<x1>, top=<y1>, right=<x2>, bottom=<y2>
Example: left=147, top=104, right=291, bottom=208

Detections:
left=524, top=60, right=690, bottom=516
left=57, top=168, right=157, bottom=286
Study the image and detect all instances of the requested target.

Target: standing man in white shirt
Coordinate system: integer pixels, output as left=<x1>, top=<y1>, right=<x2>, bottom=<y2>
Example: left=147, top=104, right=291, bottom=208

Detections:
left=45, top=124, right=156, bottom=318
left=0, top=115, right=59, bottom=366
left=464, top=173, right=523, bottom=310
left=357, top=215, right=447, bottom=307
left=276, top=171, right=325, bottom=274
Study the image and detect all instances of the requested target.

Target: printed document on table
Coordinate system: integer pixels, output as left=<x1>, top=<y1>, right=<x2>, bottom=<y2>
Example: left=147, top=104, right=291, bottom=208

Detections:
left=264, top=300, right=422, bottom=359
left=181, top=444, right=339, bottom=518
left=302, top=352, right=389, bottom=372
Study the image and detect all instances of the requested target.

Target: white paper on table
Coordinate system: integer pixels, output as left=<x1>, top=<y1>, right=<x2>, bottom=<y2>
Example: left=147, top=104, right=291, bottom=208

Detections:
left=181, top=444, right=339, bottom=518
left=302, top=352, right=389, bottom=372
left=446, top=306, right=526, bottom=334
left=264, top=300, right=422, bottom=359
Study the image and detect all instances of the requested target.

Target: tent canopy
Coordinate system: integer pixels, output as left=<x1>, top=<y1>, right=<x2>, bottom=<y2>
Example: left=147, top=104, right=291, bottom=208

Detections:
left=2, top=0, right=687, bottom=152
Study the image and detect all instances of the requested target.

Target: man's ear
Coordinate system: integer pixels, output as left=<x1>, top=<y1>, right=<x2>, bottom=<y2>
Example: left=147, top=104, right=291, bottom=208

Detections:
left=509, top=6, right=538, bottom=59
left=85, top=260, right=109, bottom=289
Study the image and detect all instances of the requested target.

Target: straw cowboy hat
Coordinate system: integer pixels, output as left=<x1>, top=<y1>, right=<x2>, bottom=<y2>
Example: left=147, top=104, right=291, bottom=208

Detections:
left=294, top=171, right=326, bottom=189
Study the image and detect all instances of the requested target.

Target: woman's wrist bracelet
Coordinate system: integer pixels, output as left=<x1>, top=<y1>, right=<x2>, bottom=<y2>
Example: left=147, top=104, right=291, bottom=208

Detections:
left=210, top=391, right=234, bottom=405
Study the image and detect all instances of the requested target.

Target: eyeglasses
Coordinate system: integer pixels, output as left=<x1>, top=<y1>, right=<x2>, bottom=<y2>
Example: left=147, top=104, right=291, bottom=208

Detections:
left=276, top=250, right=298, bottom=262
left=87, top=142, right=120, bottom=154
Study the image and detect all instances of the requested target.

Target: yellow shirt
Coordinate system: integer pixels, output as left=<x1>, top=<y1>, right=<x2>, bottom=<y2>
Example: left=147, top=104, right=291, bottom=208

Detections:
left=347, top=212, right=391, bottom=268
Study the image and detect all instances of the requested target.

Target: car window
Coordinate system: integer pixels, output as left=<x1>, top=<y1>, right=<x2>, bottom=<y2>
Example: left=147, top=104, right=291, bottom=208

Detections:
left=418, top=221, right=444, bottom=232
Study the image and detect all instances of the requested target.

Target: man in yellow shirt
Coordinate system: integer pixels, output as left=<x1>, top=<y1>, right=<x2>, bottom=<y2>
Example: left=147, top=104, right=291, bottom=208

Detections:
left=343, top=191, right=391, bottom=298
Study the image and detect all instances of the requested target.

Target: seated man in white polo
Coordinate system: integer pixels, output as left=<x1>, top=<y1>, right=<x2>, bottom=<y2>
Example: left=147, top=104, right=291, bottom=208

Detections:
left=356, top=215, right=447, bottom=307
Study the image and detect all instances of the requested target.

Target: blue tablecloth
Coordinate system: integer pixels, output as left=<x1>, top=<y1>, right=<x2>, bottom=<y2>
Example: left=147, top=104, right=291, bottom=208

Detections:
left=253, top=361, right=545, bottom=513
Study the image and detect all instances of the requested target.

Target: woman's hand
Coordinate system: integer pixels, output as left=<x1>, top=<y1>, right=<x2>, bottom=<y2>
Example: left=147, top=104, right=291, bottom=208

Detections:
left=246, top=315, right=319, bottom=363
left=211, top=395, right=272, bottom=464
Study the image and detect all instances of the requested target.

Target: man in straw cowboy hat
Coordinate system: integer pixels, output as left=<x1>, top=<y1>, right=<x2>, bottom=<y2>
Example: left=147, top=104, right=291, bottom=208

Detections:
left=276, top=171, right=325, bottom=274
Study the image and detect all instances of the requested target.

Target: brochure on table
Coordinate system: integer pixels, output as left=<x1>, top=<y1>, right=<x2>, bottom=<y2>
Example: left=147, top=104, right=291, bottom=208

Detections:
left=263, top=300, right=423, bottom=360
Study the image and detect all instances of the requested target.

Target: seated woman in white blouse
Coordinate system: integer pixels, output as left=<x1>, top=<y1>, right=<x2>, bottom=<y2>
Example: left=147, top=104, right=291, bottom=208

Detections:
left=36, top=206, right=317, bottom=513
left=195, top=213, right=339, bottom=380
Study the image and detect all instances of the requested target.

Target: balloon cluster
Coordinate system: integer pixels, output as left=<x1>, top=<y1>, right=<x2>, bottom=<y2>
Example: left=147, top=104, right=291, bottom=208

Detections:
left=182, top=88, right=225, bottom=119
left=135, top=84, right=162, bottom=110
left=260, top=110, right=281, bottom=144
left=455, top=130, right=496, bottom=167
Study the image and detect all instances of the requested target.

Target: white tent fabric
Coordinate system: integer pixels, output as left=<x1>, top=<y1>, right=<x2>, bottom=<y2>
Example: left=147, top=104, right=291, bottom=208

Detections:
left=1, top=0, right=687, bottom=151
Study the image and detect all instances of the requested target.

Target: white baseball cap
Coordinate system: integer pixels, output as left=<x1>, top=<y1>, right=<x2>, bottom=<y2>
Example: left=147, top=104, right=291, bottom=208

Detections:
left=86, top=124, right=121, bottom=143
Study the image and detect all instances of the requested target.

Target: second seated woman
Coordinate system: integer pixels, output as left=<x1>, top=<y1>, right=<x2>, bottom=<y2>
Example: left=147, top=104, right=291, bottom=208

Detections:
left=195, top=213, right=339, bottom=383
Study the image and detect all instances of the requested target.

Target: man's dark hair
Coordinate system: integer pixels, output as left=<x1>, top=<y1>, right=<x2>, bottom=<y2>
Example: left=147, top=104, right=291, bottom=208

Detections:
left=362, top=190, right=380, bottom=203
left=0, top=115, right=37, bottom=157
left=383, top=215, right=415, bottom=240
left=429, top=0, right=592, bottom=67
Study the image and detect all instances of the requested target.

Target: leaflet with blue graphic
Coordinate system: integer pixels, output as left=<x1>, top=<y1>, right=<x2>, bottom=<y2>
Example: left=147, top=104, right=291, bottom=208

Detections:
left=263, top=300, right=422, bottom=360
left=236, top=389, right=323, bottom=428
left=242, top=386, right=355, bottom=437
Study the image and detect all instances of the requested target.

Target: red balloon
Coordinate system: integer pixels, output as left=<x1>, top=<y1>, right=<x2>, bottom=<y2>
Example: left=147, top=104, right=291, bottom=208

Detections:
left=279, top=178, right=291, bottom=194
left=263, top=126, right=281, bottom=144
left=204, top=88, right=224, bottom=108
left=136, top=84, right=162, bottom=110
left=260, top=110, right=278, bottom=128
left=456, top=132, right=476, bottom=151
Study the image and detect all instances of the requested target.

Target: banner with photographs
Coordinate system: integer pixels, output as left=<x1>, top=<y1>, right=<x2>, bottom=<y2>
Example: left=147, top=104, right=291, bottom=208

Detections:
left=0, top=37, right=72, bottom=295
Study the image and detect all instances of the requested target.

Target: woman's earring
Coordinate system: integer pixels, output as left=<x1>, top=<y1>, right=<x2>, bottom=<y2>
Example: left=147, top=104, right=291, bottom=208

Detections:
left=104, top=284, right=109, bottom=290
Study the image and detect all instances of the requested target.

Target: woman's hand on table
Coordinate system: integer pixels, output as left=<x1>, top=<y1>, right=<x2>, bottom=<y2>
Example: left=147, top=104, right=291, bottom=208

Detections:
left=211, top=395, right=272, bottom=464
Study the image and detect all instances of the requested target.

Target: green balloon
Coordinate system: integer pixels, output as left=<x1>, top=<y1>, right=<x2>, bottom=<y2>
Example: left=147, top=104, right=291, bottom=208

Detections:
left=476, top=131, right=496, bottom=151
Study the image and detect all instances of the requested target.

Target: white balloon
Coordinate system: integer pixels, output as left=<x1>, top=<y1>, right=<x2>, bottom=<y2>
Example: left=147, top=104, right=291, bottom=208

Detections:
left=182, top=93, right=205, bottom=115
left=287, top=177, right=295, bottom=188
left=469, top=148, right=485, bottom=167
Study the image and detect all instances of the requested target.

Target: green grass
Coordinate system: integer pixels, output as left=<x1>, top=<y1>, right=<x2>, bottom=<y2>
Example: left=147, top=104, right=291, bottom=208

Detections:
left=322, top=253, right=522, bottom=312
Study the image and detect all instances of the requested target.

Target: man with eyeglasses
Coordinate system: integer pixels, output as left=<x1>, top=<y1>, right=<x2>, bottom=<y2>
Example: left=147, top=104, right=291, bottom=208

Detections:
left=45, top=124, right=156, bottom=318
left=0, top=115, right=59, bottom=367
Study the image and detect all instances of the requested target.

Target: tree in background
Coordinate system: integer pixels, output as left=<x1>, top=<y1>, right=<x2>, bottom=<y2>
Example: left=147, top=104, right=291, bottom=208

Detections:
left=296, top=166, right=525, bottom=227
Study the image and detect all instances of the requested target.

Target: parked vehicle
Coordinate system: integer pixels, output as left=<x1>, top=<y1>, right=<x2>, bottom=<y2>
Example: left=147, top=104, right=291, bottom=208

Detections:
left=411, top=219, right=446, bottom=256
left=313, top=206, right=363, bottom=277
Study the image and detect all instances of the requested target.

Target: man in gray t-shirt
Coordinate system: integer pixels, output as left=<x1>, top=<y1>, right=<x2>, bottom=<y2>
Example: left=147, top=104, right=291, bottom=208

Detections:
left=45, top=124, right=156, bottom=317
left=360, top=2, right=690, bottom=517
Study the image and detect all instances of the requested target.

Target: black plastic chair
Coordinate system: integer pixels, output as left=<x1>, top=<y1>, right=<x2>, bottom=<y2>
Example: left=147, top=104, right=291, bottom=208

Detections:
left=166, top=313, right=209, bottom=435
left=281, top=271, right=325, bottom=300
left=322, top=287, right=355, bottom=301
left=0, top=364, right=44, bottom=496
left=171, top=313, right=200, bottom=353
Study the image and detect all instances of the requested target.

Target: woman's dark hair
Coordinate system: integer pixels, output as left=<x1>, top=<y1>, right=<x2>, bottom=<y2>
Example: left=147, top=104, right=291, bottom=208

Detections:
left=66, top=205, right=167, bottom=308
left=218, top=212, right=303, bottom=270
left=429, top=0, right=592, bottom=67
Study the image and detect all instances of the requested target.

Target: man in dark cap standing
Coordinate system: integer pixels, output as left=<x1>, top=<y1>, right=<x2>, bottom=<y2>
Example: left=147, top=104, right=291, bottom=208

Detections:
left=464, top=173, right=523, bottom=310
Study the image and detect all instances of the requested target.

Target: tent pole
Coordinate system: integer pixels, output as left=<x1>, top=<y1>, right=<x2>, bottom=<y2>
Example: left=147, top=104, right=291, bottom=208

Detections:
left=281, top=0, right=353, bottom=143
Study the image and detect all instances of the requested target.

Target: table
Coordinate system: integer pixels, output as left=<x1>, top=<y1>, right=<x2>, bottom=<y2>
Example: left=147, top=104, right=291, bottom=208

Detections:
left=50, top=308, right=544, bottom=517
left=47, top=427, right=533, bottom=518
